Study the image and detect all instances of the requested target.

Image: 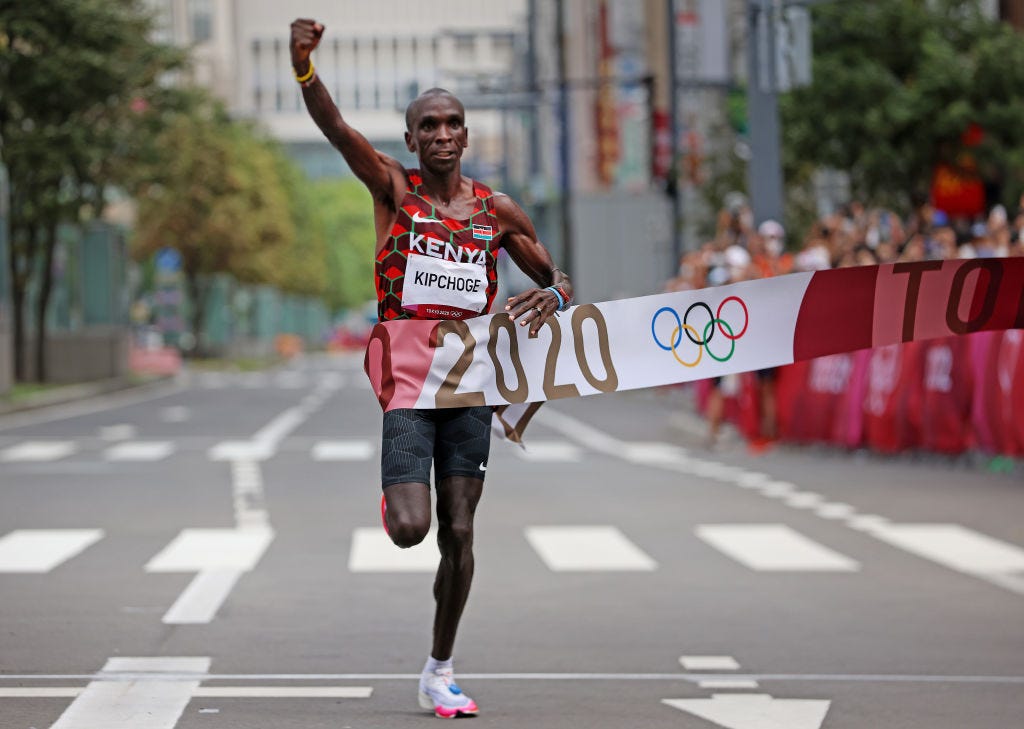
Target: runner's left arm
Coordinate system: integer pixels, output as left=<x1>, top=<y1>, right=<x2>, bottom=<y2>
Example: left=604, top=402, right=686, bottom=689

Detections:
left=494, top=193, right=573, bottom=336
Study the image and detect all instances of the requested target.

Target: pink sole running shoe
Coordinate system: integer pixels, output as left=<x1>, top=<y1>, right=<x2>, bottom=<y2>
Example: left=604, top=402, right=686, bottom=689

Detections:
left=418, top=670, right=479, bottom=719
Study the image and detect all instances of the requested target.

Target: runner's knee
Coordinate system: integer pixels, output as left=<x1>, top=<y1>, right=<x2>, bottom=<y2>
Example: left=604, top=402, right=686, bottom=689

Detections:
left=390, top=515, right=430, bottom=548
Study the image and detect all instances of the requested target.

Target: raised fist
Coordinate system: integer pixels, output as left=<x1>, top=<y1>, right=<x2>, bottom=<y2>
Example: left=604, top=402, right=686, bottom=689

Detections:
left=290, top=19, right=324, bottom=66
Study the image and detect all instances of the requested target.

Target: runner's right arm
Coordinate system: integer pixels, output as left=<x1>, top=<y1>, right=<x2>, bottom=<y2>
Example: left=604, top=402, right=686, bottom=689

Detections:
left=290, top=19, right=404, bottom=230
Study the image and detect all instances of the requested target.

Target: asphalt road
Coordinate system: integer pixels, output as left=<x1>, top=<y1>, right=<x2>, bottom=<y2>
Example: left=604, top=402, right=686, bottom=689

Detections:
left=1, top=353, right=1022, bottom=729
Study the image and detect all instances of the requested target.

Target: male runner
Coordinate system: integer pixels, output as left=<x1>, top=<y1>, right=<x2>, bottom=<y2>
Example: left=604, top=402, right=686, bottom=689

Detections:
left=291, top=18, right=573, bottom=719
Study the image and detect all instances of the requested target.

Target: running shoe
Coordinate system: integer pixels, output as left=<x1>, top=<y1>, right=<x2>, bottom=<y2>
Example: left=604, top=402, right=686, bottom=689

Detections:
left=418, top=667, right=479, bottom=719
left=381, top=494, right=389, bottom=536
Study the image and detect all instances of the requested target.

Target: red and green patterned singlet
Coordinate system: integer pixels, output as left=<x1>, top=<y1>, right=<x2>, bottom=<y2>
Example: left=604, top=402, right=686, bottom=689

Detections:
left=376, top=170, right=500, bottom=322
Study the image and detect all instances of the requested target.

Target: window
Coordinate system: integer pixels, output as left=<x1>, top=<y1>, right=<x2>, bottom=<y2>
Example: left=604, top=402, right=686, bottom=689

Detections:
left=188, top=0, right=213, bottom=43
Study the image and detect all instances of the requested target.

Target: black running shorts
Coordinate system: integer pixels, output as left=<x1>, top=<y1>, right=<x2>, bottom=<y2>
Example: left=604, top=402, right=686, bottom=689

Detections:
left=381, top=406, right=492, bottom=489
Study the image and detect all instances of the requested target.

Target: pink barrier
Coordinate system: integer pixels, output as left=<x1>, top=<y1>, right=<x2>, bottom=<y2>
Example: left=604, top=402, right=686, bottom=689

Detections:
left=708, top=330, right=1023, bottom=456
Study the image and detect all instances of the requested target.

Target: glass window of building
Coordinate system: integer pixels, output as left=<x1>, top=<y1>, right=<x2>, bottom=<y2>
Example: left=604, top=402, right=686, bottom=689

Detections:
left=188, top=0, right=213, bottom=43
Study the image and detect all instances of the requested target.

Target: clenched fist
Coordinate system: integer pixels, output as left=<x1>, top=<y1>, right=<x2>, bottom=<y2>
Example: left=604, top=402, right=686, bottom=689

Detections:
left=290, top=18, right=324, bottom=67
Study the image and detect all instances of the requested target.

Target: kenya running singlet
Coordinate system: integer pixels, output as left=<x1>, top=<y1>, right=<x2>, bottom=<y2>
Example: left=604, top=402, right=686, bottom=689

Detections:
left=376, top=171, right=500, bottom=322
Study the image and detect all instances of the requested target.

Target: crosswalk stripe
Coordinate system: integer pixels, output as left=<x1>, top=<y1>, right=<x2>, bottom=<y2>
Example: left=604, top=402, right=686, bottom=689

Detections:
left=868, top=523, right=1024, bottom=575
left=514, top=441, right=582, bottom=462
left=103, top=441, right=175, bottom=462
left=50, top=657, right=209, bottom=729
left=697, top=524, right=860, bottom=572
left=145, top=528, right=274, bottom=572
left=348, top=527, right=439, bottom=572
left=0, top=529, right=104, bottom=573
left=312, top=440, right=375, bottom=461
left=524, top=526, right=657, bottom=571
left=0, top=440, right=77, bottom=462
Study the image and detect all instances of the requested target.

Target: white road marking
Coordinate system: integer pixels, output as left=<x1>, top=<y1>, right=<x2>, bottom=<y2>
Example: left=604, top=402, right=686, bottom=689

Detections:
left=524, top=526, right=657, bottom=571
left=663, top=693, right=831, bottom=729
left=312, top=440, right=375, bottom=461
left=231, top=459, right=269, bottom=530
left=784, top=492, right=825, bottom=509
left=845, top=514, right=891, bottom=532
left=146, top=529, right=274, bottom=572
left=697, top=525, right=860, bottom=572
left=0, top=440, right=77, bottom=462
left=146, top=528, right=274, bottom=624
left=514, top=440, right=582, bottom=462
left=99, top=424, right=137, bottom=441
left=194, top=686, right=372, bottom=698
left=348, top=528, right=439, bottom=572
left=161, top=569, right=244, bottom=624
left=815, top=503, right=856, bottom=520
left=758, top=481, right=798, bottom=498
left=50, top=657, right=209, bottom=729
left=104, top=441, right=175, bottom=462
left=535, top=407, right=1024, bottom=596
left=210, top=391, right=335, bottom=461
left=1, top=672, right=1022, bottom=684
left=0, top=529, right=104, bottom=572
left=274, top=372, right=309, bottom=389
left=680, top=656, right=740, bottom=671
left=159, top=406, right=191, bottom=423
left=868, top=523, right=1024, bottom=576
left=699, top=680, right=761, bottom=689
left=0, top=686, right=372, bottom=698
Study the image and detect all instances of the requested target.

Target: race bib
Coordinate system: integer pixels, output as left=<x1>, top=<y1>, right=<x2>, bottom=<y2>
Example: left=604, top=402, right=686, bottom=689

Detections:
left=402, top=253, right=488, bottom=319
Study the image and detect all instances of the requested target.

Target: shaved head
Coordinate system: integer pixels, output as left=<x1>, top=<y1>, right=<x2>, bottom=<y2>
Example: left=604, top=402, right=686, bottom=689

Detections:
left=405, top=88, right=464, bottom=131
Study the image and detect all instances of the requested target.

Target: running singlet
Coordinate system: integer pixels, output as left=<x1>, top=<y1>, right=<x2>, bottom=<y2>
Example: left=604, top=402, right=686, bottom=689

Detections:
left=376, top=170, right=500, bottom=322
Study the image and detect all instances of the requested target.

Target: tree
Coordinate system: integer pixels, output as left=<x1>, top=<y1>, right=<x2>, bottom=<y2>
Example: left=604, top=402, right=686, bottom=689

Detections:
left=0, top=0, right=183, bottom=380
left=781, top=0, right=1024, bottom=210
left=308, top=178, right=376, bottom=312
left=131, top=102, right=295, bottom=353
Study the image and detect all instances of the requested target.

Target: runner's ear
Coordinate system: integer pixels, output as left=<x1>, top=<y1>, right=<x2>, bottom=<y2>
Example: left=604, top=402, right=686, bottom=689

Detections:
left=405, top=130, right=415, bottom=153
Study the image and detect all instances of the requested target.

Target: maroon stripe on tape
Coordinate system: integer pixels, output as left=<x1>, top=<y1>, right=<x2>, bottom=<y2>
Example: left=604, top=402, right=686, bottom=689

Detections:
left=793, top=265, right=878, bottom=361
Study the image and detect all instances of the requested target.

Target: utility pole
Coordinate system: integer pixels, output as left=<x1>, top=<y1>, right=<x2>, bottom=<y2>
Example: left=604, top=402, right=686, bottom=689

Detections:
left=667, top=0, right=683, bottom=264
left=746, top=0, right=785, bottom=226
left=555, top=0, right=573, bottom=276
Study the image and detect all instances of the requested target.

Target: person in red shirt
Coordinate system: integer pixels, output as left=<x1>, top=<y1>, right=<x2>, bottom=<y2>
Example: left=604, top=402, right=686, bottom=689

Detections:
left=291, top=19, right=572, bottom=719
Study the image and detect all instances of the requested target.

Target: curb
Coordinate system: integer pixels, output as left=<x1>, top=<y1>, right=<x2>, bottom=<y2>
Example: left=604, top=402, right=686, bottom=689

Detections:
left=0, top=375, right=178, bottom=417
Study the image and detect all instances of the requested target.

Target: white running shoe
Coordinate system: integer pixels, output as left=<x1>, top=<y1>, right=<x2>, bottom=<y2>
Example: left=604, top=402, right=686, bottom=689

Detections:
left=418, top=667, right=479, bottom=719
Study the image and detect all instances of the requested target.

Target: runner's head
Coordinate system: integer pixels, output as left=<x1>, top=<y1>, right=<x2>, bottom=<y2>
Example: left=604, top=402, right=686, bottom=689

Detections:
left=404, top=88, right=468, bottom=173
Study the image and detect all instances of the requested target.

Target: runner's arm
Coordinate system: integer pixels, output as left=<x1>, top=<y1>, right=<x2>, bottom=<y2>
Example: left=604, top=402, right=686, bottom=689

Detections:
left=290, top=19, right=401, bottom=206
left=494, top=193, right=573, bottom=335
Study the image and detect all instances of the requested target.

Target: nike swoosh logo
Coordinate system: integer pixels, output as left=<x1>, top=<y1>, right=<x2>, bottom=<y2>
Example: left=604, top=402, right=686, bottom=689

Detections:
left=412, top=211, right=440, bottom=223
left=479, top=462, right=487, bottom=472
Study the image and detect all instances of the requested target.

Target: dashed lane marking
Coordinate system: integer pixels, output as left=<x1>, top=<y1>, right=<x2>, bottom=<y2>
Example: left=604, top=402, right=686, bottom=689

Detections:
left=0, top=529, right=104, bottom=573
left=697, top=524, right=860, bottom=572
left=524, top=525, right=657, bottom=571
left=0, top=440, right=77, bottom=462
left=103, top=441, right=175, bottom=462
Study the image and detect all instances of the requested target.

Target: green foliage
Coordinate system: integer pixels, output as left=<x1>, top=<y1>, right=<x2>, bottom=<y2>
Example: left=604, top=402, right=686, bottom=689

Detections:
left=0, top=0, right=184, bottom=379
left=307, top=178, right=376, bottom=312
left=781, top=0, right=1024, bottom=209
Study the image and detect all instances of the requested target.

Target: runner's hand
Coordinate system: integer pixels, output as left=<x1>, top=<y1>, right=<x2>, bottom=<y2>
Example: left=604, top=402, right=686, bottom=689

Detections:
left=290, top=19, right=324, bottom=66
left=506, top=289, right=560, bottom=336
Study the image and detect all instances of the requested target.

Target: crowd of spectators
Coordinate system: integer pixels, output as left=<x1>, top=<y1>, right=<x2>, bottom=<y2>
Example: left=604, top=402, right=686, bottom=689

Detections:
left=665, top=193, right=1024, bottom=449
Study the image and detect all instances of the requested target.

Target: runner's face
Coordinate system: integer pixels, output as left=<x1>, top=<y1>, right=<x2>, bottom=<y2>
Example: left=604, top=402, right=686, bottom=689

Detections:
left=405, top=96, right=468, bottom=172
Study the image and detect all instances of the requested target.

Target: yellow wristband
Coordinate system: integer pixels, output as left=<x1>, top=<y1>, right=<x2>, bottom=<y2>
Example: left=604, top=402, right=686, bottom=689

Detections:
left=294, top=61, right=315, bottom=84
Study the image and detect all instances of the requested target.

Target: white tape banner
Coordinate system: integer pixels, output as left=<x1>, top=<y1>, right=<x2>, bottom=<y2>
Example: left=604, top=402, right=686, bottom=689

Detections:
left=365, top=259, right=1024, bottom=438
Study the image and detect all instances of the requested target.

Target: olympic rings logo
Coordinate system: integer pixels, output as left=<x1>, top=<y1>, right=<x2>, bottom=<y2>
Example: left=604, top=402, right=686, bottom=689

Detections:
left=651, top=296, right=749, bottom=367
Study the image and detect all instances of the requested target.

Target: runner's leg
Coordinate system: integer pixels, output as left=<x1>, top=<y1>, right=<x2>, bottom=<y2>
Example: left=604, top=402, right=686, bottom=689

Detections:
left=381, top=408, right=436, bottom=547
left=432, top=474, right=483, bottom=660
left=383, top=482, right=431, bottom=548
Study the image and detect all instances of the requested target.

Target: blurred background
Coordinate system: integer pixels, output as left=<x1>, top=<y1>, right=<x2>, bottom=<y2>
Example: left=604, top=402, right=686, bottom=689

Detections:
left=2, top=0, right=1023, bottom=457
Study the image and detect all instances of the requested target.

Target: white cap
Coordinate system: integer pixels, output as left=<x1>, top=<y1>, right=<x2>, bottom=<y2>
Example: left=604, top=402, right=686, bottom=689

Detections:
left=758, top=220, right=785, bottom=239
